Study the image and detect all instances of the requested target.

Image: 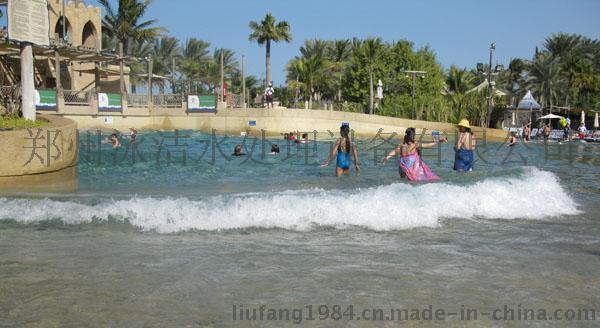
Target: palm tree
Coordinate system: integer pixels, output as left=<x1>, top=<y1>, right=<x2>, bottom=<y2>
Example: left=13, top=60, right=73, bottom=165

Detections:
left=213, top=48, right=239, bottom=76
left=179, top=38, right=211, bottom=93
left=248, top=13, right=292, bottom=86
left=127, top=39, right=153, bottom=93
left=151, top=36, right=181, bottom=93
left=205, top=48, right=239, bottom=93
left=97, top=0, right=165, bottom=55
left=288, top=40, right=332, bottom=108
left=327, top=39, right=351, bottom=102
left=499, top=58, right=526, bottom=107
left=526, top=53, right=566, bottom=110
left=445, top=65, right=475, bottom=121
left=182, top=38, right=211, bottom=63
left=543, top=33, right=582, bottom=59
left=362, top=37, right=383, bottom=114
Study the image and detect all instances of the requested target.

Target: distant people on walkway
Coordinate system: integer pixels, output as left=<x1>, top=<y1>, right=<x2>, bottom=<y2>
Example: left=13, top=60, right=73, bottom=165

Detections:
left=320, top=123, right=360, bottom=177
left=264, top=82, right=275, bottom=109
left=578, top=123, right=587, bottom=140
left=288, top=132, right=296, bottom=142
left=454, top=119, right=475, bottom=172
left=383, top=128, right=447, bottom=181
left=232, top=144, right=245, bottom=156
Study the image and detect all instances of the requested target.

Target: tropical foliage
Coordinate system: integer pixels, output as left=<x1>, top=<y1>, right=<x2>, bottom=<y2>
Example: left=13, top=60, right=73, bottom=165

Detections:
left=285, top=33, right=600, bottom=127
left=98, top=1, right=260, bottom=98
left=97, top=2, right=600, bottom=126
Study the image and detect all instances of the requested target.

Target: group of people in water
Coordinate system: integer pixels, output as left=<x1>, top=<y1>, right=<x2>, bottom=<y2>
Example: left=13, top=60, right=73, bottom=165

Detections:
left=319, top=119, right=476, bottom=181
left=101, top=128, right=137, bottom=149
left=102, top=119, right=481, bottom=183
left=229, top=120, right=477, bottom=181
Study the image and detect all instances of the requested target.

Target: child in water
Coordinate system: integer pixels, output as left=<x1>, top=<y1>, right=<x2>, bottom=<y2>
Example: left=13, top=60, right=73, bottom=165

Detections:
left=320, top=123, right=360, bottom=176
left=383, top=128, right=447, bottom=181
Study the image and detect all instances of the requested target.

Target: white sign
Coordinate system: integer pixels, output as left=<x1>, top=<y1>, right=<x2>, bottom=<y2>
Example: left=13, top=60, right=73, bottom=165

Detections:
left=187, top=95, right=200, bottom=110
left=98, top=93, right=109, bottom=108
left=7, top=0, right=50, bottom=46
left=104, top=116, right=113, bottom=124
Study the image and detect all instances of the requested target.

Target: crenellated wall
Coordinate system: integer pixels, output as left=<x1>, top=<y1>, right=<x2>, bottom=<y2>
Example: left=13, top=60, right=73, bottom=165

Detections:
left=47, top=0, right=102, bottom=49
left=46, top=1, right=104, bottom=92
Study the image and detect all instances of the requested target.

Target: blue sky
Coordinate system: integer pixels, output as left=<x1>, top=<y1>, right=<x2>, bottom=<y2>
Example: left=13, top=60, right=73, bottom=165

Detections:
left=4, top=1, right=600, bottom=84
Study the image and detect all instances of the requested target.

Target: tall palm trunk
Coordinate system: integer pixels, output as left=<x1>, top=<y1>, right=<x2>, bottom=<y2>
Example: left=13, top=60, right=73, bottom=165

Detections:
left=369, top=67, right=374, bottom=114
left=265, top=40, right=271, bottom=85
left=338, top=74, right=342, bottom=102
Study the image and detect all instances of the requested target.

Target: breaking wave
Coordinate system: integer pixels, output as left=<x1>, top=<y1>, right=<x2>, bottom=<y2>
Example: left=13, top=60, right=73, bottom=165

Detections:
left=0, top=169, right=580, bottom=233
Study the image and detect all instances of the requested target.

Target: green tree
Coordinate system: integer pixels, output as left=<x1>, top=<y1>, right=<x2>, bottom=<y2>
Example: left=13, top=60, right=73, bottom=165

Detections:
left=445, top=65, right=475, bottom=122
left=526, top=53, right=566, bottom=109
left=249, top=13, right=292, bottom=86
left=151, top=36, right=181, bottom=93
left=97, top=0, right=165, bottom=55
left=327, top=40, right=351, bottom=102
left=498, top=58, right=527, bottom=107
left=127, top=40, right=153, bottom=93
left=362, top=38, right=384, bottom=114
left=179, top=38, right=211, bottom=93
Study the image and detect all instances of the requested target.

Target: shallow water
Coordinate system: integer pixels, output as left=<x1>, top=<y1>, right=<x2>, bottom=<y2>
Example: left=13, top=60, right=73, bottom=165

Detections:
left=1, top=131, right=599, bottom=327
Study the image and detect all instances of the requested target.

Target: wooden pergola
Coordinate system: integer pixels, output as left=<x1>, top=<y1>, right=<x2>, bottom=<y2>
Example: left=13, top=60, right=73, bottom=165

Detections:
left=0, top=37, right=141, bottom=94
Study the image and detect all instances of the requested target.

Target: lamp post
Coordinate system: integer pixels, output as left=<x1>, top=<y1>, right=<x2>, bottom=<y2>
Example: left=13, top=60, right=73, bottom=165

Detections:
left=477, top=43, right=504, bottom=128
left=400, top=70, right=427, bottom=120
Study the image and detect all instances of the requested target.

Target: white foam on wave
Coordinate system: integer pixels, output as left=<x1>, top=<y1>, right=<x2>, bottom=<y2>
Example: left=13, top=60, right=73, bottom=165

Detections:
left=0, top=168, right=581, bottom=233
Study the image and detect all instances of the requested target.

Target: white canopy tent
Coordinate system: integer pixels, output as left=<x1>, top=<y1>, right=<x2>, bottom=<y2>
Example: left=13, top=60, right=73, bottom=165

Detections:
left=517, top=91, right=541, bottom=110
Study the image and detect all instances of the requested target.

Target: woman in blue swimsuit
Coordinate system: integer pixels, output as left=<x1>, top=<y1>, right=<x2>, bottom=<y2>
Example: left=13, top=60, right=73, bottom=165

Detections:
left=320, top=123, right=360, bottom=177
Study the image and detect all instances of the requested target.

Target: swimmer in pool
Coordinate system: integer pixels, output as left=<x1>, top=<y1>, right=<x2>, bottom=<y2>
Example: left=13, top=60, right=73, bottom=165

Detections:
left=320, top=123, right=360, bottom=177
left=101, top=133, right=121, bottom=149
left=508, top=131, right=517, bottom=147
left=232, top=144, right=245, bottom=156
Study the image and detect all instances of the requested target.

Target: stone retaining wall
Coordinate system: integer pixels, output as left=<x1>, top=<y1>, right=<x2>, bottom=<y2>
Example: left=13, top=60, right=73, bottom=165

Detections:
left=58, top=108, right=509, bottom=141
left=0, top=115, right=78, bottom=177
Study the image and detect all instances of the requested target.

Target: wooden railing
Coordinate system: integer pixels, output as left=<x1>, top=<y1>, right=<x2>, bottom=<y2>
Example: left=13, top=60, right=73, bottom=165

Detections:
left=153, top=94, right=183, bottom=108
left=63, top=90, right=91, bottom=106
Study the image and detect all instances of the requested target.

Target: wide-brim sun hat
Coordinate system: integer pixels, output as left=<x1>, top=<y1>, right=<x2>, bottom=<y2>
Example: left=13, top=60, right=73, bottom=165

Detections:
left=457, top=119, right=471, bottom=129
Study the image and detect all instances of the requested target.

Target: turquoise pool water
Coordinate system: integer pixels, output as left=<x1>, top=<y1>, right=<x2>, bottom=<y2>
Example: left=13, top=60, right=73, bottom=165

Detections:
left=1, top=130, right=599, bottom=326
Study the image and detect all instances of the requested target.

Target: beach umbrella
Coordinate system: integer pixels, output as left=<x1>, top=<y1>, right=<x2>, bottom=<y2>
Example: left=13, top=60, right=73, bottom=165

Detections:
left=537, top=114, right=564, bottom=120
left=594, top=112, right=599, bottom=128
